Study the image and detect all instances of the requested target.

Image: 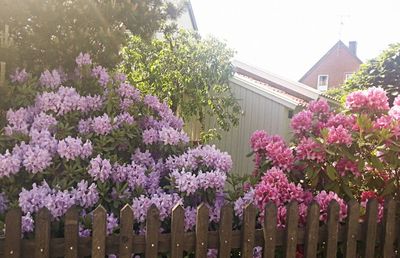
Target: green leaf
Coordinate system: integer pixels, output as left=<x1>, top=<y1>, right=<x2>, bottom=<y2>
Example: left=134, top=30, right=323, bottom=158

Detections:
left=341, top=183, right=354, bottom=199
left=326, top=165, right=338, bottom=181
left=369, top=155, right=385, bottom=170
left=381, top=178, right=396, bottom=196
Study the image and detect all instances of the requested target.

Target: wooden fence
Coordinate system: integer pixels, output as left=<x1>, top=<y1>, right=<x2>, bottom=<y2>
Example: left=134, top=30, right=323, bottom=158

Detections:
left=0, top=199, right=399, bottom=258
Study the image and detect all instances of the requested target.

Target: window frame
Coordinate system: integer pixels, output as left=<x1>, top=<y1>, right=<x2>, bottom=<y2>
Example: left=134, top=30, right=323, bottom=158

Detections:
left=317, top=74, right=329, bottom=91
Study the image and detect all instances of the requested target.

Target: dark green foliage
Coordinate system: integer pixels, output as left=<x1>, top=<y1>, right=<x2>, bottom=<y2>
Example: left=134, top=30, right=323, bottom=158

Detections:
left=120, top=28, right=242, bottom=139
left=328, top=43, right=400, bottom=105
left=0, top=0, right=180, bottom=74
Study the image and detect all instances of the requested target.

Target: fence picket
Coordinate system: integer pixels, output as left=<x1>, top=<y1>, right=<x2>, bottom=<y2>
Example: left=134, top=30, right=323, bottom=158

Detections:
left=4, top=208, right=22, bottom=258
left=119, top=204, right=134, bottom=258
left=64, top=206, right=79, bottom=258
left=242, top=204, right=256, bottom=258
left=364, top=199, right=378, bottom=258
left=284, top=201, right=298, bottom=258
left=325, top=200, right=339, bottom=258
left=344, top=200, right=359, bottom=258
left=382, top=198, right=396, bottom=258
left=92, top=205, right=107, bottom=258
left=263, top=202, right=277, bottom=258
left=304, top=202, right=319, bottom=258
left=171, top=204, right=185, bottom=258
left=146, top=204, right=160, bottom=258
left=195, top=203, right=209, bottom=258
left=218, top=204, right=233, bottom=258
left=35, top=208, right=51, bottom=258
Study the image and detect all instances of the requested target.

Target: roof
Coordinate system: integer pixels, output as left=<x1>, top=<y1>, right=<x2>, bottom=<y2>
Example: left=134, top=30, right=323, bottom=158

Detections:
left=299, top=40, right=363, bottom=82
left=231, top=73, right=308, bottom=109
left=233, top=60, right=320, bottom=101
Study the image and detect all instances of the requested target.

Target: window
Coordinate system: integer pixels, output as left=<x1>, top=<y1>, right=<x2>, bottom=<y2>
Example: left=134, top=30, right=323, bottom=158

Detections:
left=345, top=73, right=353, bottom=82
left=317, top=75, right=329, bottom=91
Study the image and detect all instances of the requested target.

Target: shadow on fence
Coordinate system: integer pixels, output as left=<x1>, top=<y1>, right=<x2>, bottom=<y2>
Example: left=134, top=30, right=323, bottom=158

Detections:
left=0, top=199, right=399, bottom=258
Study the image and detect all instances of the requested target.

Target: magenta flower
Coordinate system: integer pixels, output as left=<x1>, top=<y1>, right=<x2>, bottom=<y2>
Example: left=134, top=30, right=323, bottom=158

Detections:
left=327, top=125, right=353, bottom=146
left=291, top=110, right=313, bottom=135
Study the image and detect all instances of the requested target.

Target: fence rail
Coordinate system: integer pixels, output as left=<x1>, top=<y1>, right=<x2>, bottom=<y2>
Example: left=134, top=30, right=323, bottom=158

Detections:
left=0, top=199, right=399, bottom=257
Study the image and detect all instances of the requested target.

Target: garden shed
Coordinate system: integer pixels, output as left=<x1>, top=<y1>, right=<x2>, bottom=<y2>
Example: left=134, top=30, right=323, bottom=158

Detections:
left=195, top=61, right=323, bottom=176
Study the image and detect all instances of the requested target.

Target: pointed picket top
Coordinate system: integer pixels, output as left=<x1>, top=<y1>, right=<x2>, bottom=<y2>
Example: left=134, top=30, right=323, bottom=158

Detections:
left=304, top=201, right=320, bottom=258
left=171, top=204, right=185, bottom=258
left=326, top=200, right=340, bottom=258
left=35, top=207, right=51, bottom=258
left=195, top=203, right=209, bottom=258
left=120, top=204, right=134, bottom=217
left=242, top=203, right=256, bottom=258
left=344, top=199, right=359, bottom=258
left=263, top=202, right=277, bottom=258
left=382, top=198, right=396, bottom=258
left=120, top=204, right=134, bottom=258
left=172, top=203, right=185, bottom=216
left=92, top=205, right=107, bottom=258
left=146, top=204, right=160, bottom=258
left=364, top=198, right=378, bottom=258
left=65, top=206, right=79, bottom=258
left=4, top=208, right=22, bottom=258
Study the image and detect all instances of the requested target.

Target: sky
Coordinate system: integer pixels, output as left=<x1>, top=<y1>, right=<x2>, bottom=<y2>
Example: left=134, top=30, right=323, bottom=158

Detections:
left=190, top=0, right=400, bottom=81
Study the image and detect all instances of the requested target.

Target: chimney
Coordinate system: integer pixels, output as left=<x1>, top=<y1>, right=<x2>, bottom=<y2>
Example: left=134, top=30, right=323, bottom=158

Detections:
left=349, top=41, right=357, bottom=56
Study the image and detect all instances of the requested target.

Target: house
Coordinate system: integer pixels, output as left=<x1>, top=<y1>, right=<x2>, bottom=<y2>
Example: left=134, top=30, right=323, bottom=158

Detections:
left=299, top=40, right=362, bottom=91
left=170, top=0, right=198, bottom=31
left=194, top=61, right=325, bottom=176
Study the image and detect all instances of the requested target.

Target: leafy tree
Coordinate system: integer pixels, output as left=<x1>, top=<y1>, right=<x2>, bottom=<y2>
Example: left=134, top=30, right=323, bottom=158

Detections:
left=119, top=29, right=242, bottom=140
left=328, top=43, right=400, bottom=104
left=0, top=0, right=181, bottom=73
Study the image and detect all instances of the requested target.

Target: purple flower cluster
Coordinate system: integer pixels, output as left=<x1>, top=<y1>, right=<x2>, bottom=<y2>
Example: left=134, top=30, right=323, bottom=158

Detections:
left=57, top=137, right=92, bottom=161
left=106, top=213, right=119, bottom=235
left=21, top=144, right=52, bottom=174
left=39, top=69, right=62, bottom=89
left=10, top=68, right=29, bottom=84
left=78, top=114, right=113, bottom=135
left=166, top=145, right=232, bottom=173
left=70, top=180, right=99, bottom=208
left=5, top=107, right=33, bottom=135
left=234, top=188, right=255, bottom=219
left=170, top=169, right=226, bottom=195
left=117, top=83, right=140, bottom=110
left=91, top=66, right=110, bottom=86
left=0, top=150, right=21, bottom=177
left=131, top=193, right=182, bottom=222
left=112, top=162, right=147, bottom=189
left=76, top=52, right=92, bottom=67
left=143, top=95, right=184, bottom=130
left=142, top=126, right=189, bottom=145
left=88, top=155, right=112, bottom=182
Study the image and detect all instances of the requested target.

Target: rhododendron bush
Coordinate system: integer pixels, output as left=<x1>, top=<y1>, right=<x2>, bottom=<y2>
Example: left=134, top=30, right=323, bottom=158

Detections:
left=234, top=87, right=400, bottom=227
left=0, top=53, right=233, bottom=239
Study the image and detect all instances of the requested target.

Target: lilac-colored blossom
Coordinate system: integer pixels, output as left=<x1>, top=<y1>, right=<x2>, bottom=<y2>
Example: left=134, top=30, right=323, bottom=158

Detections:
left=76, top=52, right=92, bottom=67
left=10, top=68, right=29, bottom=84
left=39, top=69, right=62, bottom=89
left=71, top=180, right=99, bottom=208
left=88, top=155, right=112, bottom=182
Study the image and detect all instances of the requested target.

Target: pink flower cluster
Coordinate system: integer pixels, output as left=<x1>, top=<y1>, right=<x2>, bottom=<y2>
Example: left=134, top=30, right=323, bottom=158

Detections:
left=250, top=130, right=294, bottom=171
left=327, top=125, right=353, bottom=146
left=346, top=87, right=389, bottom=112
left=295, top=137, right=325, bottom=163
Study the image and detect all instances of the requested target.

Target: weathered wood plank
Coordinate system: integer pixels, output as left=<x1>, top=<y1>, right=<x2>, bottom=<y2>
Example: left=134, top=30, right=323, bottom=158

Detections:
left=119, top=204, right=134, bottom=258
left=325, top=200, right=339, bottom=258
left=382, top=198, right=396, bottom=258
left=304, top=202, right=319, bottom=258
left=171, top=205, right=184, bottom=258
left=242, top=204, right=256, bottom=258
left=195, top=203, right=209, bottom=258
left=4, top=208, right=22, bottom=258
left=344, top=200, right=359, bottom=258
left=35, top=208, right=51, bottom=258
left=284, top=201, right=298, bottom=258
left=218, top=204, right=233, bottom=258
left=64, top=206, right=79, bottom=258
left=364, top=199, right=378, bottom=258
left=263, top=202, right=277, bottom=258
left=146, top=204, right=160, bottom=258
left=92, top=205, right=107, bottom=258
